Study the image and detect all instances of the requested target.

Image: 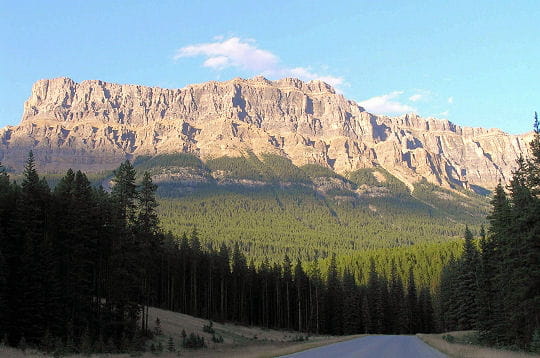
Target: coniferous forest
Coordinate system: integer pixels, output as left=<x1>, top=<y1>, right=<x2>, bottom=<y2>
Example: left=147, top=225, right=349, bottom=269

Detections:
left=0, top=153, right=436, bottom=353
left=438, top=116, right=540, bottom=350
left=0, top=117, right=538, bottom=353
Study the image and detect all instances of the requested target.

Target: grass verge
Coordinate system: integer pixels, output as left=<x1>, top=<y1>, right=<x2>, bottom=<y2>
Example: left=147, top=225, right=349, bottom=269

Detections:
left=417, top=331, right=539, bottom=358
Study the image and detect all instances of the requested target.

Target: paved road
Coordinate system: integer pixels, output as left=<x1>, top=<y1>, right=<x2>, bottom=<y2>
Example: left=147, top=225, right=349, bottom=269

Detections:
left=279, top=335, right=447, bottom=358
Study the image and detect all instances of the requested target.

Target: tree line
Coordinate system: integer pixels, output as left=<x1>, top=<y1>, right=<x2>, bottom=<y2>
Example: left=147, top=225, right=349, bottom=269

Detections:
left=438, top=116, right=540, bottom=351
left=0, top=154, right=161, bottom=351
left=0, top=153, right=437, bottom=353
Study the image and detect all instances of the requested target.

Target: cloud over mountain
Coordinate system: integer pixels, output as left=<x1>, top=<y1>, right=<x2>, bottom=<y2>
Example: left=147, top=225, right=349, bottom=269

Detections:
left=175, top=37, right=343, bottom=87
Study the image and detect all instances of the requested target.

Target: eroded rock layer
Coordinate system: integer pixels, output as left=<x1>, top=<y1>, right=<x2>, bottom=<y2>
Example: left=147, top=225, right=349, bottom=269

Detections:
left=0, top=77, right=532, bottom=190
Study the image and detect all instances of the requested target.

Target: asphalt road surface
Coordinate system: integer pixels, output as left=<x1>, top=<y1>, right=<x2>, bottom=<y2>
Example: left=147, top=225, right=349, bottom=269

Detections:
left=279, top=335, right=447, bottom=358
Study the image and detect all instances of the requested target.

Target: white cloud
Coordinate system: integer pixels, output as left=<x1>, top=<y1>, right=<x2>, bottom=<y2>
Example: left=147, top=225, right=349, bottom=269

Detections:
left=358, top=91, right=416, bottom=114
left=174, top=37, right=279, bottom=72
left=175, top=37, right=343, bottom=88
left=448, top=96, right=454, bottom=104
left=203, top=56, right=230, bottom=69
left=409, top=94, right=423, bottom=102
left=408, top=90, right=432, bottom=102
left=439, top=110, right=450, bottom=117
left=274, top=67, right=344, bottom=88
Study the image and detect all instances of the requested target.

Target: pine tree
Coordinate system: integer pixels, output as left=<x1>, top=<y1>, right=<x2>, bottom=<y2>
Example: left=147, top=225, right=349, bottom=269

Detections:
left=405, top=267, right=418, bottom=333
left=217, top=243, right=230, bottom=322
left=231, top=242, right=247, bottom=323
left=136, top=171, right=160, bottom=333
left=306, top=260, right=323, bottom=334
left=137, top=171, right=159, bottom=235
left=504, top=129, right=540, bottom=346
left=0, top=163, right=18, bottom=345
left=477, top=225, right=497, bottom=343
left=388, top=260, right=406, bottom=334
left=366, top=260, right=384, bottom=333
left=342, top=268, right=360, bottom=334
left=484, top=182, right=511, bottom=343
left=283, top=255, right=293, bottom=330
left=111, top=160, right=138, bottom=225
left=294, top=259, right=307, bottom=332
left=456, top=226, right=479, bottom=330
left=110, top=160, right=142, bottom=337
left=16, top=152, right=52, bottom=342
left=324, top=254, right=342, bottom=334
left=418, top=287, right=434, bottom=333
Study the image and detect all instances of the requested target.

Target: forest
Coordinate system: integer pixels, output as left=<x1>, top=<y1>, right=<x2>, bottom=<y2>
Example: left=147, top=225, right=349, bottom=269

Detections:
left=0, top=118, right=538, bottom=354
left=438, top=116, right=540, bottom=350
left=0, top=154, right=439, bottom=354
left=140, top=152, right=488, bottom=263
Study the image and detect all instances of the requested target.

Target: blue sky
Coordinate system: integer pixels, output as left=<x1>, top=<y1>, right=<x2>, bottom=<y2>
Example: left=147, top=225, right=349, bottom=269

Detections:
left=1, top=1, right=539, bottom=134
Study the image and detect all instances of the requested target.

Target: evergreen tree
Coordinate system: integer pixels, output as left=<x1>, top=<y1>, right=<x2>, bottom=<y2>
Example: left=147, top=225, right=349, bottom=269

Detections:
left=136, top=171, right=160, bottom=333
left=342, top=268, right=360, bottom=334
left=111, top=160, right=138, bottom=225
left=389, top=261, right=406, bottom=334
left=294, top=259, right=308, bottom=332
left=405, top=267, right=418, bottom=333
left=477, top=225, right=497, bottom=343
left=456, top=226, right=479, bottom=330
left=282, top=255, right=293, bottom=330
left=366, top=260, right=383, bottom=333
left=137, top=171, right=159, bottom=235
left=16, top=152, right=53, bottom=342
left=418, top=287, right=434, bottom=333
left=324, top=254, right=342, bottom=334
left=439, top=116, right=540, bottom=348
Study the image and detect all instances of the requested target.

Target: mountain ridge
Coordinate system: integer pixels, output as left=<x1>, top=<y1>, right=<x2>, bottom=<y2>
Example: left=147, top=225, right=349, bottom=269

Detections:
left=0, top=76, right=532, bottom=191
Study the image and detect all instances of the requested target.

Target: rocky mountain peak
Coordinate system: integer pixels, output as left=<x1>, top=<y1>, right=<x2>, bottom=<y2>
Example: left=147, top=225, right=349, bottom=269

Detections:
left=0, top=77, right=532, bottom=192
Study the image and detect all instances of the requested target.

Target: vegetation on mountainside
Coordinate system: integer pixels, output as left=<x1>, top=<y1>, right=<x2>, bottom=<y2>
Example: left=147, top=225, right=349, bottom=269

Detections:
left=1, top=154, right=442, bottom=356
left=300, top=163, right=346, bottom=180
left=3, top=119, right=536, bottom=355
left=206, top=155, right=264, bottom=180
left=133, top=153, right=207, bottom=171
left=156, top=186, right=483, bottom=261
left=127, top=152, right=487, bottom=272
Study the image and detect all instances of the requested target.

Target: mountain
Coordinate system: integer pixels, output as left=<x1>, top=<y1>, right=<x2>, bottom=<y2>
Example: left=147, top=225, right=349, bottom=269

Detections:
left=0, top=76, right=532, bottom=192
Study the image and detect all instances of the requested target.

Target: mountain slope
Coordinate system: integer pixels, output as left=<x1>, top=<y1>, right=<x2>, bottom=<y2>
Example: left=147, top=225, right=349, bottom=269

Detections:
left=124, top=153, right=488, bottom=261
left=0, top=76, right=532, bottom=192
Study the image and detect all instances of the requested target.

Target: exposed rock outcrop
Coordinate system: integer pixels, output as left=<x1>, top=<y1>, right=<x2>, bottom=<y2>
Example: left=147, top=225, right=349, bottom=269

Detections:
left=0, top=77, right=532, bottom=190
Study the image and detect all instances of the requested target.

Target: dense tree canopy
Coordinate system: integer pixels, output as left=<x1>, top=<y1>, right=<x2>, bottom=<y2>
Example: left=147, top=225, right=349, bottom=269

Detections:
left=0, top=156, right=441, bottom=354
left=438, top=117, right=540, bottom=351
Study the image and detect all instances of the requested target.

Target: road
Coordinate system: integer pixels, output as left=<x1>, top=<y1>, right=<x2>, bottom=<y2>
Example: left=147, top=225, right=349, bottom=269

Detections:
left=279, top=335, right=447, bottom=358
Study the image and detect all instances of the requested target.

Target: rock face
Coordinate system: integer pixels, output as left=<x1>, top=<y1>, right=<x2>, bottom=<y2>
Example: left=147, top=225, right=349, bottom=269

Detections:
left=0, top=76, right=533, bottom=191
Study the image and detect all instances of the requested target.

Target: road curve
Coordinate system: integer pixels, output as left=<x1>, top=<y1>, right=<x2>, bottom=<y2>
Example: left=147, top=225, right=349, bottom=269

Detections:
left=279, top=335, right=447, bottom=358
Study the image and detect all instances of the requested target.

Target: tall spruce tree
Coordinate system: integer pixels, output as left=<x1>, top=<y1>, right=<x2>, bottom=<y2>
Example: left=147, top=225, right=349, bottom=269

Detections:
left=111, top=160, right=138, bottom=225
left=405, top=267, right=418, bottom=333
left=389, top=261, right=406, bottom=334
left=294, top=259, right=308, bottom=332
left=136, top=171, right=160, bottom=333
left=418, top=287, right=435, bottom=333
left=324, top=254, right=342, bottom=334
left=342, top=268, right=360, bottom=334
left=109, top=160, right=141, bottom=336
left=366, top=260, right=384, bottom=333
left=17, top=152, right=53, bottom=342
left=456, top=226, right=479, bottom=330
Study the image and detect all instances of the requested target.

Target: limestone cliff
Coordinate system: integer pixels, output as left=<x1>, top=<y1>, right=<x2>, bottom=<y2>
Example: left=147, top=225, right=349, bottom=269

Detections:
left=0, top=76, right=532, bottom=191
